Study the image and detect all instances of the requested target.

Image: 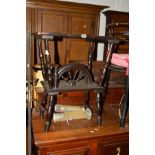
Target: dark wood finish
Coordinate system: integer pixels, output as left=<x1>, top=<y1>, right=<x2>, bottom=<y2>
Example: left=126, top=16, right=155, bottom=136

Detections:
left=100, top=11, right=129, bottom=118
left=36, top=88, right=125, bottom=106
left=120, top=76, right=129, bottom=127
left=92, top=61, right=126, bottom=87
left=32, top=104, right=129, bottom=155
left=31, top=32, right=120, bottom=132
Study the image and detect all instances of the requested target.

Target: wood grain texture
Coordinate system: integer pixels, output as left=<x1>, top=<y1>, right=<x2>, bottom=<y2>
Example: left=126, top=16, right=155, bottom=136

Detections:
left=32, top=104, right=129, bottom=155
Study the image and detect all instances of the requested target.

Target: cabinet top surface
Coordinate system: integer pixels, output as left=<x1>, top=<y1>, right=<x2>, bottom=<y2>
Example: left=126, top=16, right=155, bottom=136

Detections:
left=102, top=10, right=129, bottom=15
left=32, top=104, right=129, bottom=146
left=26, top=0, right=109, bottom=11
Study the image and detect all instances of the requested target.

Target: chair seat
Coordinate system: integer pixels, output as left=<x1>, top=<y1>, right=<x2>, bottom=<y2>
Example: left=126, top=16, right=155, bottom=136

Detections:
left=111, top=53, right=129, bottom=75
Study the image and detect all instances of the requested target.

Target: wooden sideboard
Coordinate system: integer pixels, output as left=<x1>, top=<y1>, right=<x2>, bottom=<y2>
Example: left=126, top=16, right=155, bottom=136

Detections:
left=32, top=104, right=129, bottom=155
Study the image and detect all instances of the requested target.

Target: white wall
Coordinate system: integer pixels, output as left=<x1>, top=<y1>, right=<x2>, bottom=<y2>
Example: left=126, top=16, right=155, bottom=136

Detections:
left=58, top=0, right=129, bottom=60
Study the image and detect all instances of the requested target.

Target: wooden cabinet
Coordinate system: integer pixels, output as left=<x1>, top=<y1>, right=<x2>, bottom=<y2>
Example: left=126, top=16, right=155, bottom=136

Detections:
left=33, top=133, right=129, bottom=155
left=103, top=10, right=129, bottom=59
left=67, top=13, right=96, bottom=62
left=32, top=104, right=129, bottom=155
left=26, top=0, right=108, bottom=69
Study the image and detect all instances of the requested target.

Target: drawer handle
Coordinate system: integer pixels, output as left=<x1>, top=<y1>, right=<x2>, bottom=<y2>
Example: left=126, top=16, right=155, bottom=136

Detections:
left=116, top=147, right=121, bottom=155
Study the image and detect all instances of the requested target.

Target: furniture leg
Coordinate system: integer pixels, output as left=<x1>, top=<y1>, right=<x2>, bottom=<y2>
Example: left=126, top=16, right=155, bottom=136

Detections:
left=44, top=95, right=56, bottom=132
left=84, top=90, right=90, bottom=109
left=102, top=68, right=111, bottom=103
left=120, top=76, right=129, bottom=127
left=40, top=91, right=48, bottom=117
left=96, top=68, right=110, bottom=126
left=96, top=92, right=103, bottom=126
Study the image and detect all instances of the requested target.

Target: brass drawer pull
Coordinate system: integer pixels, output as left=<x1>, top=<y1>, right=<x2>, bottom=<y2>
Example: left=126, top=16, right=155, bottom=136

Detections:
left=116, top=147, right=121, bottom=155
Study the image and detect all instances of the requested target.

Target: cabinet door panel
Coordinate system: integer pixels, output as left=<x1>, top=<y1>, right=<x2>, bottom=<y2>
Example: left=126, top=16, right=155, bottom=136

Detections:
left=37, top=10, right=67, bottom=64
left=70, top=16, right=96, bottom=35
left=111, top=14, right=129, bottom=23
left=38, top=10, right=67, bottom=33
left=69, top=39, right=90, bottom=62
left=67, top=14, right=97, bottom=62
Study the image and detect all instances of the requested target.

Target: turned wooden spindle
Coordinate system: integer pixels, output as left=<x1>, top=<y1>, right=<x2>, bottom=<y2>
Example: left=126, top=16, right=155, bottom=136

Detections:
left=47, top=66, right=53, bottom=89
left=88, top=42, right=93, bottom=71
left=96, top=92, right=103, bottom=126
left=44, top=95, right=56, bottom=132
left=38, top=39, right=46, bottom=81
left=53, top=65, right=59, bottom=88
left=44, top=39, right=54, bottom=88
left=100, top=42, right=114, bottom=87
left=44, top=39, right=51, bottom=65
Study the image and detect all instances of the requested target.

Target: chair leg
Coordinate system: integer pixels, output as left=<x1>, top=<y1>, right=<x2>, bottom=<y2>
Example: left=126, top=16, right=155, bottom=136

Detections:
left=40, top=91, right=48, bottom=117
left=97, top=67, right=110, bottom=126
left=44, top=95, right=56, bottom=132
left=96, top=92, right=103, bottom=126
left=120, top=76, right=129, bottom=128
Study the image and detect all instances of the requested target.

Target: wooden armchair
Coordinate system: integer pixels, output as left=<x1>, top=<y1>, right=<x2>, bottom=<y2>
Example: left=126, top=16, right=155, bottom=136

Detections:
left=32, top=32, right=120, bottom=132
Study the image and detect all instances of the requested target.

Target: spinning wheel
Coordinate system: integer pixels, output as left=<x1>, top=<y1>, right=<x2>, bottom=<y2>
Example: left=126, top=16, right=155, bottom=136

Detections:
left=31, top=32, right=121, bottom=132
left=58, top=63, right=93, bottom=86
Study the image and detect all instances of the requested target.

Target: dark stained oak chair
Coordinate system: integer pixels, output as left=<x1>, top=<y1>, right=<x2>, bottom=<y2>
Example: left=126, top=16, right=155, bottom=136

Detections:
left=32, top=32, right=121, bottom=132
left=104, top=22, right=129, bottom=128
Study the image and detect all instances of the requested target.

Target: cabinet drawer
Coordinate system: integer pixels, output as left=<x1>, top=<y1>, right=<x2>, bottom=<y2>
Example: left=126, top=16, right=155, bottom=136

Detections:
left=46, top=147, right=89, bottom=155
left=38, top=142, right=91, bottom=155
left=99, top=142, right=129, bottom=155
